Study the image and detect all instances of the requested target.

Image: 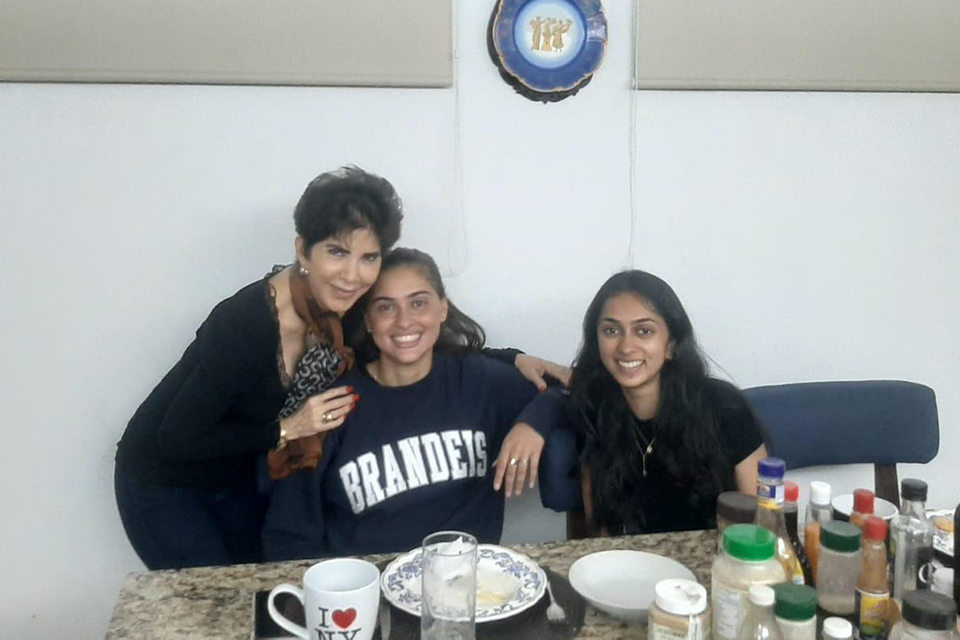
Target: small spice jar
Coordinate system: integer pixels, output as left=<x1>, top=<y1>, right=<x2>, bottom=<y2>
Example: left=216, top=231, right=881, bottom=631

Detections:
left=817, top=521, right=862, bottom=617
left=649, top=579, right=709, bottom=640
left=773, top=583, right=817, bottom=640
left=888, top=591, right=958, bottom=640
left=716, top=491, right=758, bottom=552
left=823, top=617, right=855, bottom=640
left=712, top=524, right=787, bottom=640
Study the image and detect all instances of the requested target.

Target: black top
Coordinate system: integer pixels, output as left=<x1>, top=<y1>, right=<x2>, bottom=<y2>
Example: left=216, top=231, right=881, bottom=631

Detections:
left=115, top=278, right=285, bottom=490
left=579, top=378, right=765, bottom=535
left=262, top=353, right=556, bottom=560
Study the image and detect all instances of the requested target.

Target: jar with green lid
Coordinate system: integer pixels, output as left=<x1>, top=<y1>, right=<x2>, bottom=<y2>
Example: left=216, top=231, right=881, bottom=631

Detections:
left=773, top=583, right=817, bottom=640
left=888, top=591, right=959, bottom=640
left=817, top=521, right=862, bottom=617
left=712, top=524, right=787, bottom=640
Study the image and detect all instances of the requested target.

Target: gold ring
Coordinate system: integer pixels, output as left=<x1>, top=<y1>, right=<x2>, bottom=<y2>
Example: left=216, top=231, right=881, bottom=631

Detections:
left=322, top=412, right=333, bottom=423
left=509, top=457, right=518, bottom=466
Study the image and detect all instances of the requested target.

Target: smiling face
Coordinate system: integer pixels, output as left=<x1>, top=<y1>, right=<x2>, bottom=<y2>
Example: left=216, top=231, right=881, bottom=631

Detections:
left=295, top=227, right=382, bottom=316
left=365, top=265, right=448, bottom=372
left=596, top=292, right=674, bottom=397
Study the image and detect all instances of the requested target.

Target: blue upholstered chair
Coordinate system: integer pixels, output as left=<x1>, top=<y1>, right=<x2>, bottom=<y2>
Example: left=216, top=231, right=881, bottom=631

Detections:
left=539, top=380, right=939, bottom=536
left=743, top=380, right=939, bottom=509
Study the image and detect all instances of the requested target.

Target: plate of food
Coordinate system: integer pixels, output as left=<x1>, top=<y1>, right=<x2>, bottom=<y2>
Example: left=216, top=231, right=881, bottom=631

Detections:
left=380, top=544, right=546, bottom=622
left=568, top=550, right=696, bottom=623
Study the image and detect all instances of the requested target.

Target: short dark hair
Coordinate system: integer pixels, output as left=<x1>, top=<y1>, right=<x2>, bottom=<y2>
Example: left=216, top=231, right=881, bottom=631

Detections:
left=293, top=166, right=403, bottom=255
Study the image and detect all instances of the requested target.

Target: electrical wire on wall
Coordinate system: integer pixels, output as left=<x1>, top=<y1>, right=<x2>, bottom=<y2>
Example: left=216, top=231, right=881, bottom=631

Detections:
left=446, top=0, right=469, bottom=278
left=625, top=0, right=639, bottom=270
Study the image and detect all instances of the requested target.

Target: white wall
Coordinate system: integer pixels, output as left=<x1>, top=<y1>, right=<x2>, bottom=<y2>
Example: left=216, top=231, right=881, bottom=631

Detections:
left=1, top=2, right=958, bottom=638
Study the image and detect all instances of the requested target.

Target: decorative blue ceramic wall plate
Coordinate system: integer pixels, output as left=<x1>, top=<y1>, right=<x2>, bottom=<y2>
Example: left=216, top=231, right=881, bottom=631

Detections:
left=488, top=0, right=607, bottom=102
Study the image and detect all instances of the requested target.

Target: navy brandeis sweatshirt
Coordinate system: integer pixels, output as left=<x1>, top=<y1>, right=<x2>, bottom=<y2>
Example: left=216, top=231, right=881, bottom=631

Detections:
left=262, top=352, right=561, bottom=560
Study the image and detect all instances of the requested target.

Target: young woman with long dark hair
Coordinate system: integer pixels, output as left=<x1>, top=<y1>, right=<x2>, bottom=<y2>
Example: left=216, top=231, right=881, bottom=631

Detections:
left=569, top=270, right=768, bottom=535
left=263, top=248, right=559, bottom=558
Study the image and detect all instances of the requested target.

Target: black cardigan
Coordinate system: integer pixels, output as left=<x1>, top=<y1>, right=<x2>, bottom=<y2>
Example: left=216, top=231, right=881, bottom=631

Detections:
left=116, top=278, right=286, bottom=490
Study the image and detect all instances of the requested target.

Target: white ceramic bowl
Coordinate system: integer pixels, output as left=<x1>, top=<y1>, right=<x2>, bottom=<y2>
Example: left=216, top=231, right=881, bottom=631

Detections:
left=831, top=494, right=899, bottom=521
left=568, top=550, right=696, bottom=623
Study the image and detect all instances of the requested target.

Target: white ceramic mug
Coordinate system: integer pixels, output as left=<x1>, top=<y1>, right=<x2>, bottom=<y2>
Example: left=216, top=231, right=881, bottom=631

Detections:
left=268, top=558, right=380, bottom=640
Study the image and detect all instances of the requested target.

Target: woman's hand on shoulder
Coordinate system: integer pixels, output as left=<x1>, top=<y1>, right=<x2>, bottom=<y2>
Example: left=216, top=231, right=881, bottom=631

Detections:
left=493, top=422, right=545, bottom=498
left=280, top=386, right=358, bottom=441
left=514, top=354, right=572, bottom=392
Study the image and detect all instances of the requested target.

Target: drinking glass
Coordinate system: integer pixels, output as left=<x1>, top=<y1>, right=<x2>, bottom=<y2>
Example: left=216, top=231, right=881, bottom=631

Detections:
left=421, top=531, right=478, bottom=640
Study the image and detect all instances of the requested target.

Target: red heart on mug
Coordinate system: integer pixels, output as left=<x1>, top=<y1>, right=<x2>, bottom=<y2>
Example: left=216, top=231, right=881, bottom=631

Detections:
left=331, top=608, right=357, bottom=629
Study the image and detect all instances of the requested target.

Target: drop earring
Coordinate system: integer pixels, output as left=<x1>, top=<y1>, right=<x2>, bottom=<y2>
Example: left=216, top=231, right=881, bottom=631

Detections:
left=298, top=264, right=310, bottom=276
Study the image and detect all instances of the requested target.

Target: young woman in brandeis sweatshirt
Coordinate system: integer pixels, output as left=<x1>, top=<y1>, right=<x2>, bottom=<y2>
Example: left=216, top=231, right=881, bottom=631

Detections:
left=262, top=248, right=564, bottom=559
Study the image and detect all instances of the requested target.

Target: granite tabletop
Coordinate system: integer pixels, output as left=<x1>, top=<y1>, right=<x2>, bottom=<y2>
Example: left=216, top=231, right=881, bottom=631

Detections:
left=105, top=529, right=716, bottom=640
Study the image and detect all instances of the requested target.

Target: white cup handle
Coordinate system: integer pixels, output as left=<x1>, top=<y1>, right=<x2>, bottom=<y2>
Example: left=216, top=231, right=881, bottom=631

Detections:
left=268, top=583, right=309, bottom=639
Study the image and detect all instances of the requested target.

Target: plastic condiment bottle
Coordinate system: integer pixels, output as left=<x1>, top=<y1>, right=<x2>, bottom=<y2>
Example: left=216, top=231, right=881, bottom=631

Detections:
left=887, top=591, right=958, bottom=640
left=857, top=516, right=892, bottom=639
left=817, top=521, right=862, bottom=618
left=823, top=617, right=855, bottom=640
left=737, top=585, right=784, bottom=640
left=773, top=583, right=817, bottom=640
left=805, top=480, right=833, bottom=586
left=754, top=457, right=805, bottom=585
left=649, top=579, right=710, bottom=640
left=717, top=491, right=759, bottom=553
left=712, top=524, right=788, bottom=640
left=851, top=489, right=877, bottom=528
left=890, top=478, right=936, bottom=602
left=784, top=481, right=814, bottom=586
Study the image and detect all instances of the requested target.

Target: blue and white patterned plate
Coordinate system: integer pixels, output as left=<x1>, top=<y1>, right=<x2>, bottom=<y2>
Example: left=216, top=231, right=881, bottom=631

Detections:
left=380, top=544, right=546, bottom=622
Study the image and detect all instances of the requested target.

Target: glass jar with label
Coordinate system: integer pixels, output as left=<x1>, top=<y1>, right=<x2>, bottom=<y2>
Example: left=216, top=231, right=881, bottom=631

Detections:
left=817, top=521, right=862, bottom=618
left=717, top=491, right=758, bottom=553
left=712, top=524, right=787, bottom=640
left=773, top=583, right=817, bottom=640
left=649, top=579, right=710, bottom=640
left=887, top=591, right=958, bottom=640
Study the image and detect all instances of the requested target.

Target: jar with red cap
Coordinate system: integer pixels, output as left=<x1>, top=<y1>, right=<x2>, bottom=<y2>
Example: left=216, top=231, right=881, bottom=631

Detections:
left=851, top=489, right=876, bottom=529
left=857, top=516, right=891, bottom=639
left=783, top=481, right=813, bottom=585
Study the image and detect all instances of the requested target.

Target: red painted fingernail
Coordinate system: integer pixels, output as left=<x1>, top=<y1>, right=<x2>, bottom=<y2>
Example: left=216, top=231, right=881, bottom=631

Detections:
left=346, top=386, right=354, bottom=393
left=353, top=394, right=360, bottom=401
left=350, top=402, right=356, bottom=410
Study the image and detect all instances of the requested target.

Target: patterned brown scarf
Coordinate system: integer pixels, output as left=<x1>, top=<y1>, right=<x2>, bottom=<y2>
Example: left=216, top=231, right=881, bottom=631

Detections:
left=267, top=267, right=356, bottom=480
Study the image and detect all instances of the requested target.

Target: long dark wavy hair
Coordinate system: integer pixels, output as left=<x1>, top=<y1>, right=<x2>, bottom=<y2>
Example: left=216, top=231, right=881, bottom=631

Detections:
left=570, top=270, right=732, bottom=532
left=346, top=248, right=486, bottom=362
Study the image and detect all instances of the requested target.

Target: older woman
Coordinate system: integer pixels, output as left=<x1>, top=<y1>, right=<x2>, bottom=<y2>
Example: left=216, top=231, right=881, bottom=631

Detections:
left=263, top=248, right=560, bottom=559
left=114, top=167, right=404, bottom=569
